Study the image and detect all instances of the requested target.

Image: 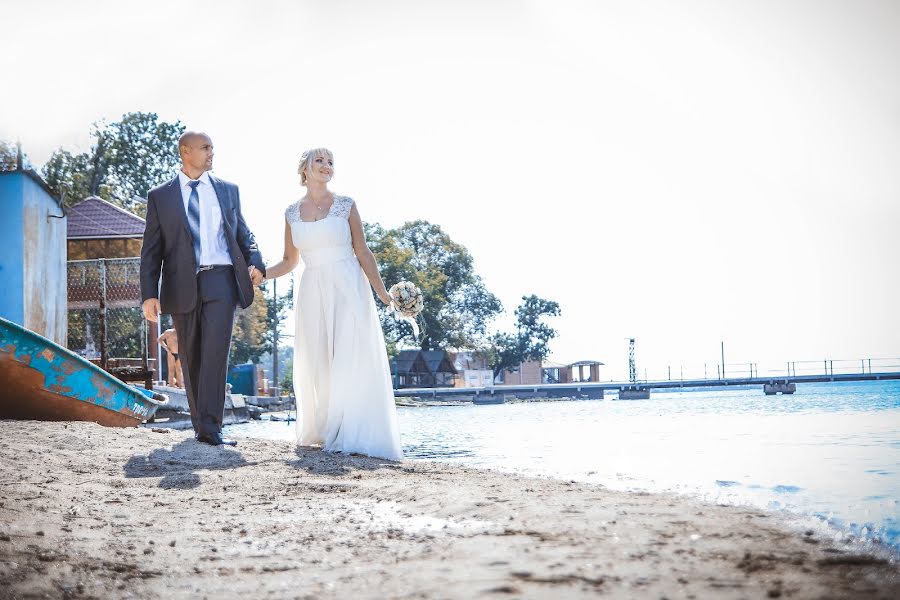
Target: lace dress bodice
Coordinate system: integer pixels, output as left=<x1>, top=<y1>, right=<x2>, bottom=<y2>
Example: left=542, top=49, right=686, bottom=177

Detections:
left=285, top=196, right=355, bottom=263
left=285, top=195, right=354, bottom=224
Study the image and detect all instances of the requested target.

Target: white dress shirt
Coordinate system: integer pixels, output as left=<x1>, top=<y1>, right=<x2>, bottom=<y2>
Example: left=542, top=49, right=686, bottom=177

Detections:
left=177, top=170, right=232, bottom=267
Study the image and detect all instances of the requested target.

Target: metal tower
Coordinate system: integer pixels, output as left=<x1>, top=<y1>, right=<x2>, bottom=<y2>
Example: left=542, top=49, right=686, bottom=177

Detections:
left=628, top=338, right=637, bottom=383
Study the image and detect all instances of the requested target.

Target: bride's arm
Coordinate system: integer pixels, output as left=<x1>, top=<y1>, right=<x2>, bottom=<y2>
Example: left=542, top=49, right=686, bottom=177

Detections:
left=261, top=219, right=300, bottom=280
left=349, top=203, right=392, bottom=305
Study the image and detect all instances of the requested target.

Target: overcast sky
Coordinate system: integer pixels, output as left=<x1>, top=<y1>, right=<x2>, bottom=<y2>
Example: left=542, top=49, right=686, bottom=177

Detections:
left=3, top=0, right=899, bottom=380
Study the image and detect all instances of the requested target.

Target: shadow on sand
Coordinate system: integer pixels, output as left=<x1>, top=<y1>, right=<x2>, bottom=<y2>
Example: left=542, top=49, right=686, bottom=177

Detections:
left=288, top=445, right=402, bottom=477
left=123, top=439, right=249, bottom=489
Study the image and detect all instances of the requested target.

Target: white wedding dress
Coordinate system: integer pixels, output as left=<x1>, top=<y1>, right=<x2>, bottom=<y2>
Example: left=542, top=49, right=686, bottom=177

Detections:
left=285, top=196, right=403, bottom=460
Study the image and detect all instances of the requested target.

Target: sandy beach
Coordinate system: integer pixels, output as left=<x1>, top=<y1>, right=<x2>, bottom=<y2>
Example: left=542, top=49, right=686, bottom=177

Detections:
left=0, top=420, right=897, bottom=599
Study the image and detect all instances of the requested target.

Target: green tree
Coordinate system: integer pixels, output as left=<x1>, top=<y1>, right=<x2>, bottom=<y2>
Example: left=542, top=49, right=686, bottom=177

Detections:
left=366, top=220, right=503, bottom=351
left=278, top=345, right=294, bottom=394
left=230, top=287, right=269, bottom=365
left=107, top=112, right=186, bottom=212
left=42, top=112, right=184, bottom=215
left=229, top=278, right=293, bottom=367
left=0, top=140, right=18, bottom=171
left=263, top=275, right=293, bottom=358
left=485, top=295, right=561, bottom=377
left=43, top=147, right=98, bottom=204
left=260, top=345, right=295, bottom=395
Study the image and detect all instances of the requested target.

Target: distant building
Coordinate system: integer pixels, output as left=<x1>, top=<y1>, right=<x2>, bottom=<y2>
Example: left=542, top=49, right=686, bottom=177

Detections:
left=391, top=349, right=458, bottom=388
left=540, top=359, right=570, bottom=384
left=497, top=359, right=605, bottom=386
left=450, top=351, right=493, bottom=388
left=67, top=196, right=145, bottom=259
left=0, top=168, right=67, bottom=344
left=568, top=360, right=604, bottom=383
left=496, top=359, right=545, bottom=386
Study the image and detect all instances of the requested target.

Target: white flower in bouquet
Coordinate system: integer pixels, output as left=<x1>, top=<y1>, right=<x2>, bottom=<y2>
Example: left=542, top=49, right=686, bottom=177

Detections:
left=388, top=281, right=424, bottom=339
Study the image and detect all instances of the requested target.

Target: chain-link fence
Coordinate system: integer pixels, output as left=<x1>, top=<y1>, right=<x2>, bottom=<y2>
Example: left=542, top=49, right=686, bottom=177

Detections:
left=67, top=258, right=156, bottom=386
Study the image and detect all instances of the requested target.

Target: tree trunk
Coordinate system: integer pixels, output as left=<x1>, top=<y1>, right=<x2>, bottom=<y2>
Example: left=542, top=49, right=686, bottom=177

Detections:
left=88, top=135, right=107, bottom=196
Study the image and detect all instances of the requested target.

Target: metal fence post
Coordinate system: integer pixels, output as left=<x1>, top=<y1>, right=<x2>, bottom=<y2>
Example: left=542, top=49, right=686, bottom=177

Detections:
left=99, top=259, right=107, bottom=370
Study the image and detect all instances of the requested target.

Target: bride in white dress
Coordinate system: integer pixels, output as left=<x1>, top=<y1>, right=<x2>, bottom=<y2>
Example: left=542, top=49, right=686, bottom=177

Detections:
left=261, top=148, right=403, bottom=460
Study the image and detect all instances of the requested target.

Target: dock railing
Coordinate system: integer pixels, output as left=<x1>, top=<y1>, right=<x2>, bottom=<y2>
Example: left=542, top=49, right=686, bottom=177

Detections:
left=640, top=357, right=900, bottom=383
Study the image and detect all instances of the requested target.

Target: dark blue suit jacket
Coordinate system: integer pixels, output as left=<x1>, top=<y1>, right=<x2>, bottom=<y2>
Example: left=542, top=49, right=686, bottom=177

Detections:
left=140, top=173, right=265, bottom=313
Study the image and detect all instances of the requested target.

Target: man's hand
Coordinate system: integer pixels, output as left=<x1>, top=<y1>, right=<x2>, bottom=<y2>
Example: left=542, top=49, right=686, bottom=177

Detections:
left=249, top=266, right=265, bottom=286
left=143, top=298, right=161, bottom=323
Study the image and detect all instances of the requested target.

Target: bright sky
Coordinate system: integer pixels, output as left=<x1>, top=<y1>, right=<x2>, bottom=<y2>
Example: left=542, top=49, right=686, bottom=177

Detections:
left=3, top=0, right=899, bottom=380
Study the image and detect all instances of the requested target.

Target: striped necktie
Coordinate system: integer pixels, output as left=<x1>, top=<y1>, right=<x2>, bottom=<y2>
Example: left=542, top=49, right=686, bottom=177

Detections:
left=187, top=180, right=202, bottom=268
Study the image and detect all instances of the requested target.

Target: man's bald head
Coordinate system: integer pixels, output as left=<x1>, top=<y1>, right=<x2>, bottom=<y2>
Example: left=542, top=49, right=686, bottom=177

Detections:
left=178, top=131, right=214, bottom=177
left=178, top=131, right=211, bottom=152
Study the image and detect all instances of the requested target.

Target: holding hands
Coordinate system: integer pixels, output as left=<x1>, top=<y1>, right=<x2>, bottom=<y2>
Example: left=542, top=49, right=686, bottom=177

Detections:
left=249, top=266, right=265, bottom=286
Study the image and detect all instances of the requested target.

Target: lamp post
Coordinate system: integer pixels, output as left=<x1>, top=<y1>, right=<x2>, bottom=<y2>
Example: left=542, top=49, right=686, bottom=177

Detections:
left=272, top=278, right=279, bottom=396
left=721, top=340, right=725, bottom=380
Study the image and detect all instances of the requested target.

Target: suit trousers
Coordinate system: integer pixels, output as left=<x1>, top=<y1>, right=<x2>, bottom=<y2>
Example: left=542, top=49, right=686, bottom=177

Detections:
left=171, top=266, right=238, bottom=435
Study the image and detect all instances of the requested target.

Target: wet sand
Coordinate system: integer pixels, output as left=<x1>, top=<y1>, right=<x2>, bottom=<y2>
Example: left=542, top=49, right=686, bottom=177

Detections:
left=0, top=420, right=897, bottom=599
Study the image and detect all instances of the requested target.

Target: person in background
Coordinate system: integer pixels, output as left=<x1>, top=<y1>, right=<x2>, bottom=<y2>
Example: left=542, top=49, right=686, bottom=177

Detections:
left=157, top=328, right=183, bottom=388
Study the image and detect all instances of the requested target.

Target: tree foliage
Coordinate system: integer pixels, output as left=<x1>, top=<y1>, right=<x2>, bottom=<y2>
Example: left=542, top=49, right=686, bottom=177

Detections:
left=485, top=295, right=561, bottom=376
left=42, top=112, right=184, bottom=216
left=229, top=277, right=293, bottom=366
left=263, top=275, right=293, bottom=360
left=365, top=220, right=502, bottom=351
left=230, top=287, right=269, bottom=365
left=0, top=140, right=18, bottom=171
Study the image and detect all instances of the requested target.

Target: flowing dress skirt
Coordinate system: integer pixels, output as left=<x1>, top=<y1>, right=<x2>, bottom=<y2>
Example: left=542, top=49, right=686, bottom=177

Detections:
left=293, top=245, right=402, bottom=460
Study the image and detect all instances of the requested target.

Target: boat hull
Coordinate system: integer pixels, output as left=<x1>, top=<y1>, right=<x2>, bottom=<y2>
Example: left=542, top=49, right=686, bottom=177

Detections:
left=0, top=317, right=164, bottom=427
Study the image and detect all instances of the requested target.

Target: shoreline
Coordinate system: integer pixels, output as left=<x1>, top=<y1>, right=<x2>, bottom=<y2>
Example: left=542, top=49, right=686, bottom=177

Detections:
left=235, top=406, right=900, bottom=555
left=1, top=420, right=898, bottom=599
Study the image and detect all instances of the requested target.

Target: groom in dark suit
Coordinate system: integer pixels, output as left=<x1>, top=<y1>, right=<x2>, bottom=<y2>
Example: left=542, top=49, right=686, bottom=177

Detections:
left=140, top=132, right=265, bottom=446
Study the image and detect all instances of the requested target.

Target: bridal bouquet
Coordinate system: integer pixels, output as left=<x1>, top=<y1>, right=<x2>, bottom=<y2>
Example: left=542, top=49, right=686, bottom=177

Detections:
left=388, top=281, right=424, bottom=340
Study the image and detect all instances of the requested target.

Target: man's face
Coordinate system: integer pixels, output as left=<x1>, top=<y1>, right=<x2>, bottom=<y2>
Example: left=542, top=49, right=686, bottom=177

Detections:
left=183, top=135, right=214, bottom=172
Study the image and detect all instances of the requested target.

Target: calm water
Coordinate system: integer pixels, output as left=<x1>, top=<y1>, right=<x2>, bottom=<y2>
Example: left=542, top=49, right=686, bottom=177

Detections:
left=226, top=380, right=900, bottom=552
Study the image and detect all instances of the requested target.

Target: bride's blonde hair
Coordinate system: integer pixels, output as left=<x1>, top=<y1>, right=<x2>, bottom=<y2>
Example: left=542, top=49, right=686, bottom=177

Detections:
left=298, top=147, right=334, bottom=186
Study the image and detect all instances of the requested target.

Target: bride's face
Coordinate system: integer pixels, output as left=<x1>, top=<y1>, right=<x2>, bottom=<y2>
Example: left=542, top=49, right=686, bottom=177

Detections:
left=305, top=154, right=334, bottom=185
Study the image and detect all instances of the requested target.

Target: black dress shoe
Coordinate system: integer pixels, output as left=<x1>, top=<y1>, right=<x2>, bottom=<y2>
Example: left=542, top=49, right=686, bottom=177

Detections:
left=197, top=432, right=237, bottom=447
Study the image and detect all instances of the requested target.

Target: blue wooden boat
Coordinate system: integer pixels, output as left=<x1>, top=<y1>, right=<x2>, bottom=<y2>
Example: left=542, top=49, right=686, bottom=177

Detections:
left=0, top=316, right=166, bottom=426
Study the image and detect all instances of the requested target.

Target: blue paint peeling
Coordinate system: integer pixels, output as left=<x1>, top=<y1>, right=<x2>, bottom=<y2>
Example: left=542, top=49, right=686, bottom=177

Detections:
left=0, top=316, right=164, bottom=421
